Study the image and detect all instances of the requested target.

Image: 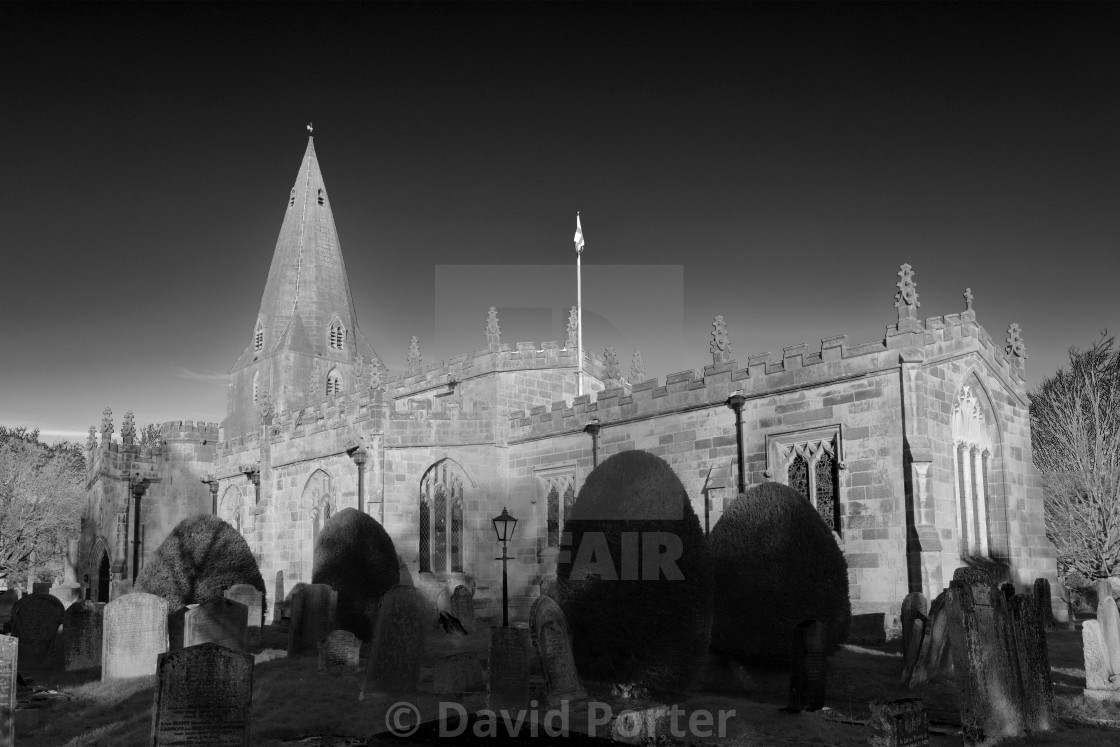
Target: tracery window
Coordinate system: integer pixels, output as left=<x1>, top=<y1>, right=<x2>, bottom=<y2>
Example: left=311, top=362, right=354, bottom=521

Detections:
left=539, top=470, right=577, bottom=547
left=419, top=460, right=465, bottom=573
left=767, top=426, right=844, bottom=536
left=951, top=385, right=994, bottom=558
left=326, top=369, right=342, bottom=396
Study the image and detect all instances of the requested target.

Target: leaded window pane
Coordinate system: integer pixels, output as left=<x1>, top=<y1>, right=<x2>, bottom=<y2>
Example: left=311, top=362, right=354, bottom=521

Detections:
left=419, top=496, right=431, bottom=573
left=788, top=454, right=809, bottom=500
left=451, top=497, right=463, bottom=572
left=547, top=485, right=560, bottom=547
left=433, top=486, right=448, bottom=573
left=815, top=451, right=838, bottom=534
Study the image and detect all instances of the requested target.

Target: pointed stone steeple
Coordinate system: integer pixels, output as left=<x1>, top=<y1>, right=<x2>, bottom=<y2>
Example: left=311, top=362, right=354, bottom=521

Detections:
left=225, top=136, right=382, bottom=439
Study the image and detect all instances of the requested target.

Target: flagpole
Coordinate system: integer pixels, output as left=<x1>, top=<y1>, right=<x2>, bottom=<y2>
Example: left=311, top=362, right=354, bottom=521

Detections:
left=574, top=212, right=584, bottom=397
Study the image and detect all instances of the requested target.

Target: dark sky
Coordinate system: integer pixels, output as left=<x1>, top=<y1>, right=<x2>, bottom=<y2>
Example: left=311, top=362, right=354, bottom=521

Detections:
left=3, top=2, right=1118, bottom=442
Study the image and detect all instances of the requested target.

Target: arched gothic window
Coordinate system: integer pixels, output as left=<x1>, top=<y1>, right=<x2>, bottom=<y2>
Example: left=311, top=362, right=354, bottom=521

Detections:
left=326, top=369, right=343, bottom=396
left=951, top=384, right=995, bottom=558
left=254, top=320, right=264, bottom=352
left=303, top=469, right=333, bottom=547
left=329, top=320, right=345, bottom=351
left=771, top=430, right=843, bottom=536
left=221, top=485, right=244, bottom=535
left=419, top=460, right=466, bottom=573
left=541, top=471, right=576, bottom=547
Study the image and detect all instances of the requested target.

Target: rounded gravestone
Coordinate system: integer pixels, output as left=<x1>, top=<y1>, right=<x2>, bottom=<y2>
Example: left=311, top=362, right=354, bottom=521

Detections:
left=102, top=592, right=169, bottom=680
left=10, top=593, right=64, bottom=667
left=63, top=600, right=103, bottom=671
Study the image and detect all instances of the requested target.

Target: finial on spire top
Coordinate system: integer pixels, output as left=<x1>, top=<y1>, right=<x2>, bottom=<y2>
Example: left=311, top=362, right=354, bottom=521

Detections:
left=963, top=287, right=974, bottom=311
left=307, top=122, right=314, bottom=135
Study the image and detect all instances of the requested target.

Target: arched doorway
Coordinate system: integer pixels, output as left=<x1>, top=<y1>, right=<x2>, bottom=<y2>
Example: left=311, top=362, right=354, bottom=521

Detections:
left=98, top=552, right=110, bottom=602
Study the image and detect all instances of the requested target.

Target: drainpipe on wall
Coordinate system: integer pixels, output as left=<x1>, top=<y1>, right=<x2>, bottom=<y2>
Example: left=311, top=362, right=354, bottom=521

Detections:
left=129, top=477, right=150, bottom=583
left=352, top=446, right=368, bottom=514
left=725, top=392, right=747, bottom=495
left=584, top=419, right=601, bottom=469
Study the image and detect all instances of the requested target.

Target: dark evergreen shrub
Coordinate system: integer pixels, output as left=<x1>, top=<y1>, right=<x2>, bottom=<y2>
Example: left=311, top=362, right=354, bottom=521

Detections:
left=709, top=481, right=850, bottom=664
left=312, top=507, right=399, bottom=640
left=556, top=449, right=713, bottom=695
left=136, top=513, right=266, bottom=612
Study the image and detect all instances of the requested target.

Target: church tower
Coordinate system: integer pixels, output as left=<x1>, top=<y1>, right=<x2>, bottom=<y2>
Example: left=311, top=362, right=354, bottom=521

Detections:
left=224, top=135, right=382, bottom=439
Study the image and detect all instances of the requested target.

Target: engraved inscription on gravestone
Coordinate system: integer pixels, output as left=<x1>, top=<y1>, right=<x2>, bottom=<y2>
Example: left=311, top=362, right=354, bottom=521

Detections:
left=318, top=629, right=361, bottom=673
left=0, top=635, right=16, bottom=747
left=185, top=597, right=247, bottom=651
left=103, top=592, right=169, bottom=681
left=529, top=595, right=585, bottom=706
left=151, top=642, right=253, bottom=747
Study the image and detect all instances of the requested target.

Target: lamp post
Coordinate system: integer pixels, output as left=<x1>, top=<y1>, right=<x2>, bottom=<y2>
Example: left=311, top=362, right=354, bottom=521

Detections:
left=725, top=392, right=747, bottom=495
left=492, top=508, right=518, bottom=627
left=352, top=446, right=368, bottom=514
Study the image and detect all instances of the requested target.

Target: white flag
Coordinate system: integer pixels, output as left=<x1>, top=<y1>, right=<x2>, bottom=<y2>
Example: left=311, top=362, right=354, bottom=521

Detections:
left=574, top=212, right=585, bottom=254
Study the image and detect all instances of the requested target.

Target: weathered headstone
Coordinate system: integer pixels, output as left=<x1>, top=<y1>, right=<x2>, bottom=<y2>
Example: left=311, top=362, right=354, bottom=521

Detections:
left=786, top=618, right=827, bottom=712
left=0, top=636, right=16, bottom=746
left=1033, top=578, right=1054, bottom=631
left=361, top=585, right=431, bottom=696
left=0, top=592, right=17, bottom=630
left=946, top=567, right=1025, bottom=745
left=152, top=642, right=253, bottom=746
left=31, top=582, right=51, bottom=595
left=224, top=584, right=264, bottom=648
left=1097, top=578, right=1114, bottom=610
left=489, top=625, right=531, bottom=712
left=318, top=629, right=361, bottom=673
left=900, top=592, right=928, bottom=660
left=10, top=592, right=64, bottom=668
left=1007, top=593, right=1054, bottom=732
left=185, top=597, right=248, bottom=651
left=432, top=651, right=485, bottom=693
left=907, top=591, right=953, bottom=687
left=868, top=698, right=930, bottom=747
left=1082, top=619, right=1120, bottom=701
left=286, top=583, right=337, bottom=657
left=449, top=585, right=475, bottom=634
left=529, top=594, right=586, bottom=705
left=167, top=605, right=200, bottom=651
left=900, top=614, right=927, bottom=685
left=273, top=570, right=284, bottom=624
left=1097, top=595, right=1120, bottom=676
left=539, top=576, right=559, bottom=601
left=102, top=592, right=169, bottom=680
left=63, top=600, right=104, bottom=671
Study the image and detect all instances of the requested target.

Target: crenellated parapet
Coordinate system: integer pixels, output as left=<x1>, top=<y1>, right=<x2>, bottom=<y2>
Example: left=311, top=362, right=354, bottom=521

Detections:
left=508, top=306, right=1028, bottom=441
left=158, top=420, right=220, bottom=442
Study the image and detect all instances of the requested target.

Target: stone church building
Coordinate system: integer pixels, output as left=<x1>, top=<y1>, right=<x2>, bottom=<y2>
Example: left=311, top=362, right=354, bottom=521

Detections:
left=80, top=136, right=1061, bottom=628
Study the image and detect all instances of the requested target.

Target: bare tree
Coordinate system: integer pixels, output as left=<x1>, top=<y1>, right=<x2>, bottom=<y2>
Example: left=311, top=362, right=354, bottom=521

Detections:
left=0, top=427, right=85, bottom=587
left=139, top=423, right=163, bottom=449
left=1030, top=333, right=1120, bottom=583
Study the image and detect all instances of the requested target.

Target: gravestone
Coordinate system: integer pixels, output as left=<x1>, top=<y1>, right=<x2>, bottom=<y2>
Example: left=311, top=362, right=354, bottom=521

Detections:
left=0, top=636, right=16, bottom=746
left=432, top=651, right=485, bottom=693
left=1098, top=578, right=1113, bottom=610
left=868, top=698, right=929, bottom=747
left=318, top=629, right=361, bottom=673
left=286, top=584, right=337, bottom=657
left=529, top=595, right=586, bottom=705
left=489, top=626, right=531, bottom=712
left=900, top=592, right=928, bottom=661
left=185, top=597, right=247, bottom=651
left=167, top=605, right=199, bottom=651
left=109, top=580, right=133, bottom=601
left=1007, top=593, right=1054, bottom=732
left=10, top=592, right=64, bottom=667
left=539, top=576, right=559, bottom=601
left=361, top=585, right=431, bottom=696
left=224, top=584, right=264, bottom=648
left=273, top=571, right=285, bottom=624
left=31, top=583, right=50, bottom=595
left=102, top=592, right=169, bottom=680
left=1097, top=596, right=1120, bottom=676
left=947, top=567, right=1025, bottom=745
left=907, top=591, right=953, bottom=687
left=786, top=618, right=827, bottom=712
left=900, top=614, right=927, bottom=685
left=435, top=587, right=451, bottom=614
left=0, top=592, right=17, bottom=629
left=152, top=642, right=253, bottom=746
left=449, top=585, right=475, bottom=634
left=1033, top=578, right=1054, bottom=631
left=63, top=600, right=104, bottom=671
left=1082, top=619, right=1120, bottom=701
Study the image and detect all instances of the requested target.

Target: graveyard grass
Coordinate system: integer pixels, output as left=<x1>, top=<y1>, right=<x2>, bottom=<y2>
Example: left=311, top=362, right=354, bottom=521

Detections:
left=16, top=625, right=1120, bottom=746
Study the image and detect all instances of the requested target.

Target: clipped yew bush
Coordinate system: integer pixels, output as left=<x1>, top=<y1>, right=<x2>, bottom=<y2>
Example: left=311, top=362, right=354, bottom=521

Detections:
left=312, top=507, right=399, bottom=640
left=709, top=481, right=850, bottom=664
left=136, top=513, right=266, bottom=612
left=556, top=449, right=713, bottom=695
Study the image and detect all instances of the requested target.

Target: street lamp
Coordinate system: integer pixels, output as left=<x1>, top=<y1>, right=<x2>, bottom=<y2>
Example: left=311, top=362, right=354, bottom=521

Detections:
left=492, top=508, right=518, bottom=627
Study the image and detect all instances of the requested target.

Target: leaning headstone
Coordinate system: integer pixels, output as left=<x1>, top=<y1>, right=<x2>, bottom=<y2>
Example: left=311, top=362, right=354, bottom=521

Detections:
left=102, top=592, right=169, bottom=680
left=318, top=629, right=361, bottom=673
left=900, top=613, right=927, bottom=685
left=868, top=698, right=929, bottom=747
left=185, top=597, right=247, bottom=651
left=1082, top=619, right=1120, bottom=701
left=786, top=618, right=827, bottom=712
left=63, top=600, right=104, bottom=671
left=489, top=626, right=531, bottom=712
left=152, top=642, right=253, bottom=746
left=224, top=584, right=264, bottom=648
left=1007, top=593, right=1054, bottom=732
left=1033, top=578, right=1054, bottom=631
left=286, top=583, right=337, bottom=658
left=361, top=586, right=431, bottom=696
left=907, top=591, right=953, bottom=687
left=449, top=585, right=476, bottom=634
left=946, top=567, right=1024, bottom=745
left=0, top=636, right=16, bottom=746
left=529, top=595, right=586, bottom=706
left=109, top=580, right=133, bottom=601
left=900, top=592, right=928, bottom=659
left=10, top=592, right=65, bottom=668
left=432, top=651, right=485, bottom=693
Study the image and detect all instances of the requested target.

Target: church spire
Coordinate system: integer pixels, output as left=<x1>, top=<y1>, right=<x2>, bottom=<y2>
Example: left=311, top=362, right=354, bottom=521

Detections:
left=225, top=135, right=381, bottom=438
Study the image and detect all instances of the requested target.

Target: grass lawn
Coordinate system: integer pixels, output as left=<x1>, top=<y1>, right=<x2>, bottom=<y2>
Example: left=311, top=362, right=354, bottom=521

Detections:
left=13, top=622, right=1120, bottom=746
